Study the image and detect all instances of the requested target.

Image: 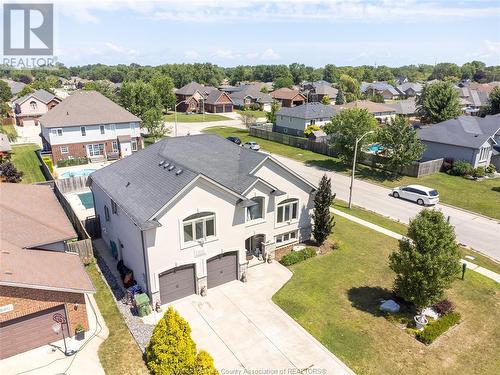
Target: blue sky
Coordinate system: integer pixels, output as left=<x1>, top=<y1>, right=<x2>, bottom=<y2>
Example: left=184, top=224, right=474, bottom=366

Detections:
left=48, top=0, right=500, bottom=67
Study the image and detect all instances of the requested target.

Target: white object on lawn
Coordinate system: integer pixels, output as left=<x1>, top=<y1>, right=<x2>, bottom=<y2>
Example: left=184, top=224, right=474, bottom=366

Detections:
left=414, top=315, right=428, bottom=330
left=422, top=307, right=439, bottom=320
left=293, top=245, right=306, bottom=252
left=380, top=299, right=400, bottom=313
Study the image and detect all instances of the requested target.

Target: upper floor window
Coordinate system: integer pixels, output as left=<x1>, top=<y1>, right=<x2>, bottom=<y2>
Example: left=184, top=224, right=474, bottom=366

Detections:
left=104, top=205, right=110, bottom=221
left=52, top=128, right=63, bottom=136
left=112, top=141, right=118, bottom=152
left=100, top=125, right=105, bottom=134
left=111, top=199, right=118, bottom=215
left=131, top=140, right=138, bottom=152
left=81, top=126, right=86, bottom=136
left=276, top=198, right=298, bottom=224
left=182, top=212, right=215, bottom=243
left=246, top=197, right=264, bottom=221
left=30, top=101, right=38, bottom=111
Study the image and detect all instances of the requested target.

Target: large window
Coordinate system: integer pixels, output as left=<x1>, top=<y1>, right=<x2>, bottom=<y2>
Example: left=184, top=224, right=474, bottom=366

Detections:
left=183, top=212, right=215, bottom=243
left=131, top=140, right=138, bottom=152
left=276, top=198, right=298, bottom=224
left=100, top=125, right=105, bottom=134
left=87, top=143, right=104, bottom=157
left=479, top=147, right=490, bottom=162
left=246, top=197, right=264, bottom=221
left=81, top=126, right=86, bottom=136
left=30, top=101, right=38, bottom=111
left=275, top=230, right=297, bottom=245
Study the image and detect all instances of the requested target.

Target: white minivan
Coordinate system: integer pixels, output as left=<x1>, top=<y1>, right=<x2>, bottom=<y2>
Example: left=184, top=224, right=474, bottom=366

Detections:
left=392, top=184, right=439, bottom=206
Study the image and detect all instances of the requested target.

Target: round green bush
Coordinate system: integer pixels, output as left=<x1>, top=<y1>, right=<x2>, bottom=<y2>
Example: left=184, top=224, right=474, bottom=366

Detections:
left=473, top=166, right=485, bottom=178
left=485, top=164, right=496, bottom=174
left=451, top=160, right=473, bottom=176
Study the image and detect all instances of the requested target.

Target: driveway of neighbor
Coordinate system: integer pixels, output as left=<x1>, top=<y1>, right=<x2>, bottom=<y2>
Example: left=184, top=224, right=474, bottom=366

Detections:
left=152, top=262, right=354, bottom=374
left=0, top=295, right=108, bottom=375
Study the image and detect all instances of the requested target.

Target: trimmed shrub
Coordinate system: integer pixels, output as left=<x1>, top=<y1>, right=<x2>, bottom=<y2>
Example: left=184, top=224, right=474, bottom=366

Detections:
left=0, top=161, right=23, bottom=182
left=57, top=157, right=88, bottom=168
left=485, top=164, right=496, bottom=174
left=432, top=299, right=455, bottom=316
left=416, top=311, right=461, bottom=344
left=472, top=166, right=486, bottom=178
left=42, top=156, right=53, bottom=173
left=193, top=350, right=218, bottom=375
left=451, top=160, right=473, bottom=176
left=280, top=247, right=317, bottom=266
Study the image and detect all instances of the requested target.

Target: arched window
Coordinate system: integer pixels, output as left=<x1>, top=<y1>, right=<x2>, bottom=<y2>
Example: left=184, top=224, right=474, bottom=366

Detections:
left=246, top=197, right=264, bottom=221
left=30, top=101, right=38, bottom=111
left=183, top=212, right=215, bottom=243
left=276, top=198, right=298, bottom=223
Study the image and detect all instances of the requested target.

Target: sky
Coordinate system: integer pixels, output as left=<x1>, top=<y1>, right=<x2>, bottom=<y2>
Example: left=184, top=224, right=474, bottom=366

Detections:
left=30, top=0, right=500, bottom=67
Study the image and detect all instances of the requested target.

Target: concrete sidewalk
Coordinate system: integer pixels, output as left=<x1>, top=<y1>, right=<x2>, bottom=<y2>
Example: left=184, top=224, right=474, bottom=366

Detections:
left=331, top=207, right=500, bottom=284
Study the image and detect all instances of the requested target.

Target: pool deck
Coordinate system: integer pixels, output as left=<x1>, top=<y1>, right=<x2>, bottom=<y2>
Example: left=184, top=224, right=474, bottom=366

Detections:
left=55, top=160, right=115, bottom=179
left=65, top=189, right=95, bottom=221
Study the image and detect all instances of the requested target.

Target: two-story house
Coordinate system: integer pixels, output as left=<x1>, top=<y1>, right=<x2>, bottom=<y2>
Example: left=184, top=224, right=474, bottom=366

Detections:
left=275, top=103, right=338, bottom=137
left=270, top=88, right=306, bottom=108
left=12, top=89, right=61, bottom=127
left=39, top=91, right=142, bottom=165
left=175, top=82, right=233, bottom=113
left=89, top=135, right=316, bottom=306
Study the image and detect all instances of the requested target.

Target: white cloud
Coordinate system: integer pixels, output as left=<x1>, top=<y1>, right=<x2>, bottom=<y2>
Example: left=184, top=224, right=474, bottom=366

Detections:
left=184, top=50, right=201, bottom=60
left=260, top=48, right=280, bottom=60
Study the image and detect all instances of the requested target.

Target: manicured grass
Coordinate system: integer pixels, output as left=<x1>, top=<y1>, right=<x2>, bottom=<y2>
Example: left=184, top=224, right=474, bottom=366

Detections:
left=333, top=200, right=500, bottom=274
left=203, top=127, right=500, bottom=219
left=10, top=144, right=46, bottom=184
left=1, top=124, right=17, bottom=140
left=86, top=263, right=149, bottom=375
left=273, top=217, right=500, bottom=375
left=164, top=113, right=231, bottom=122
left=236, top=109, right=267, bottom=118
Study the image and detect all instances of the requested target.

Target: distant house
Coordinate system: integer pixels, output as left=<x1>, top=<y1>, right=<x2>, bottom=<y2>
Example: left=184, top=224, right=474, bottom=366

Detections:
left=0, top=183, right=94, bottom=359
left=270, top=88, right=306, bottom=107
left=387, top=97, right=417, bottom=118
left=59, top=76, right=91, bottom=91
left=229, top=84, right=273, bottom=112
left=361, top=81, right=401, bottom=100
left=175, top=82, right=233, bottom=113
left=455, top=86, right=489, bottom=115
left=334, top=100, right=396, bottom=123
left=1, top=79, right=26, bottom=97
left=275, top=103, right=337, bottom=137
left=397, top=82, right=423, bottom=97
left=417, top=114, right=500, bottom=169
left=395, top=76, right=409, bottom=85
left=301, top=81, right=338, bottom=103
left=12, top=89, right=61, bottom=127
left=39, top=91, right=142, bottom=165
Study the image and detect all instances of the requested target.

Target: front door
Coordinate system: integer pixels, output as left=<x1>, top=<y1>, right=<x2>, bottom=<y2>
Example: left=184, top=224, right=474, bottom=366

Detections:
left=119, top=140, right=131, bottom=157
left=245, top=234, right=266, bottom=257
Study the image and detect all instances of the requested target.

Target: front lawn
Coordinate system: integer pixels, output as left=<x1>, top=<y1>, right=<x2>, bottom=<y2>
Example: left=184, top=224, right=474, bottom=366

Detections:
left=203, top=127, right=500, bottom=219
left=164, top=113, right=231, bottom=122
left=86, top=263, right=149, bottom=375
left=273, top=217, right=500, bottom=375
left=236, top=109, right=267, bottom=118
left=10, top=144, right=46, bottom=184
left=1, top=124, right=18, bottom=140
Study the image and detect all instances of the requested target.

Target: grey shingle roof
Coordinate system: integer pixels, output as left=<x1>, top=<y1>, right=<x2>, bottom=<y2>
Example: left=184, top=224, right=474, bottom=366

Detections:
left=277, top=103, right=337, bottom=120
left=1, top=79, right=26, bottom=96
left=313, top=84, right=338, bottom=97
left=397, top=82, right=423, bottom=94
left=90, top=135, right=267, bottom=229
left=39, top=90, right=141, bottom=128
left=417, top=114, right=500, bottom=149
left=387, top=97, right=417, bottom=115
left=205, top=90, right=233, bottom=105
left=361, top=81, right=399, bottom=95
left=229, top=85, right=272, bottom=104
left=13, top=89, right=58, bottom=105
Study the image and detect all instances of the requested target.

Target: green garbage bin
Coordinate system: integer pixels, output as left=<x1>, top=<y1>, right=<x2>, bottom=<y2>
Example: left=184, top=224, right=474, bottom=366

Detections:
left=134, top=293, right=152, bottom=317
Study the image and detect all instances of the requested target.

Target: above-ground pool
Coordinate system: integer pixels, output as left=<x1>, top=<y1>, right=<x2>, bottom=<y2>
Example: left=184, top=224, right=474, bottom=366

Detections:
left=60, top=168, right=97, bottom=179
left=78, top=191, right=94, bottom=209
left=367, top=143, right=384, bottom=153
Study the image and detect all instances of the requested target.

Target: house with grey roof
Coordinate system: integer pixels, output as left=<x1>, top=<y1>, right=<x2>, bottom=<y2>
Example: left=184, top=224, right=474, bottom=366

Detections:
left=455, top=86, right=489, bottom=115
left=417, top=114, right=500, bottom=169
left=275, top=103, right=337, bottom=137
left=12, top=89, right=61, bottom=127
left=175, top=82, right=232, bottom=113
left=387, top=97, right=417, bottom=117
left=229, top=84, right=273, bottom=111
left=1, top=78, right=26, bottom=97
left=39, top=90, right=142, bottom=165
left=89, top=134, right=316, bottom=305
left=301, top=81, right=338, bottom=103
left=361, top=81, right=401, bottom=100
left=397, top=82, right=423, bottom=97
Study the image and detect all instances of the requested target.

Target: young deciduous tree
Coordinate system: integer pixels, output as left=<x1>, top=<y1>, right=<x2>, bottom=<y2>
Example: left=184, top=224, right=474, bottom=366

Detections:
left=143, top=107, right=168, bottom=140
left=416, top=81, right=461, bottom=123
left=389, top=209, right=461, bottom=309
left=324, top=108, right=378, bottom=162
left=338, top=74, right=360, bottom=102
left=83, top=81, right=118, bottom=102
left=489, top=86, right=500, bottom=115
left=321, top=95, right=331, bottom=105
left=312, top=174, right=336, bottom=245
left=377, top=115, right=425, bottom=171
left=240, top=113, right=257, bottom=128
left=150, top=73, right=176, bottom=112
left=273, top=76, right=294, bottom=90
left=265, top=101, right=280, bottom=125
left=0, top=81, right=12, bottom=102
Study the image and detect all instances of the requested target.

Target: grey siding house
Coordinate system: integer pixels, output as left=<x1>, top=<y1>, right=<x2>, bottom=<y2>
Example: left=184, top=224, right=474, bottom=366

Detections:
left=418, top=115, right=500, bottom=169
left=275, top=103, right=337, bottom=137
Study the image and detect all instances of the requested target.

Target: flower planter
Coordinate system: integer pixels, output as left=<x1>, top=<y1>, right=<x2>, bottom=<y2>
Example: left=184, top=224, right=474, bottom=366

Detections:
left=414, top=315, right=428, bottom=330
left=75, top=330, right=85, bottom=341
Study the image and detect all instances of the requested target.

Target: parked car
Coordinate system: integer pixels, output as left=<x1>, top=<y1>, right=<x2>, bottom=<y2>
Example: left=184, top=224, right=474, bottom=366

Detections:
left=226, top=136, right=241, bottom=145
left=392, top=185, right=439, bottom=206
left=243, top=141, right=260, bottom=151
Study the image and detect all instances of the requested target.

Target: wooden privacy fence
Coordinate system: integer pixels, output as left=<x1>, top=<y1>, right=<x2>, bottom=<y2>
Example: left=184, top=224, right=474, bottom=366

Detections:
left=66, top=239, right=94, bottom=265
left=249, top=126, right=443, bottom=178
left=54, top=175, right=89, bottom=194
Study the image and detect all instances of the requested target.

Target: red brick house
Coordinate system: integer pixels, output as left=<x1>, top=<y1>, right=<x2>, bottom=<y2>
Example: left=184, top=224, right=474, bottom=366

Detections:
left=204, top=90, right=233, bottom=113
left=175, top=82, right=233, bottom=113
left=0, top=183, right=94, bottom=359
left=270, top=88, right=306, bottom=107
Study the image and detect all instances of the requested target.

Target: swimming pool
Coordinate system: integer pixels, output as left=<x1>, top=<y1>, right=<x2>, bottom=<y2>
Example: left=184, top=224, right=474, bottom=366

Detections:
left=367, top=143, right=384, bottom=153
left=60, top=168, right=97, bottom=179
left=78, top=191, right=94, bottom=209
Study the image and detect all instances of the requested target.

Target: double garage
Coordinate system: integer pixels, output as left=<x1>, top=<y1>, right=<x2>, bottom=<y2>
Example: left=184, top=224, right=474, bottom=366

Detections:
left=158, top=252, right=238, bottom=304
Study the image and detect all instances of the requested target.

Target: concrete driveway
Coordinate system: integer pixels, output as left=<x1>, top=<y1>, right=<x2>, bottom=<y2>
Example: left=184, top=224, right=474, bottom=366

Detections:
left=165, top=114, right=246, bottom=137
left=151, top=263, right=354, bottom=374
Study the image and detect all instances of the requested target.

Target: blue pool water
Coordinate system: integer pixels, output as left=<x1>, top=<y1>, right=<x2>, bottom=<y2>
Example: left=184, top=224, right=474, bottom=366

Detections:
left=60, top=168, right=97, bottom=178
left=368, top=143, right=384, bottom=153
left=78, top=192, right=94, bottom=209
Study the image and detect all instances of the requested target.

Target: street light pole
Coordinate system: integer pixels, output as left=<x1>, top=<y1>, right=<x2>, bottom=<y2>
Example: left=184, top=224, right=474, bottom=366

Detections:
left=348, top=130, right=375, bottom=209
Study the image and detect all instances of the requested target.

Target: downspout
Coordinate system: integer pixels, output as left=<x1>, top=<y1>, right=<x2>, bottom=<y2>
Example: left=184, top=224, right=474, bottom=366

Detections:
left=140, top=230, right=152, bottom=300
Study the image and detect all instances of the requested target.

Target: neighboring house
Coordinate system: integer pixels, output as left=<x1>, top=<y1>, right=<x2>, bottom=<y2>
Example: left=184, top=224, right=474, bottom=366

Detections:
left=387, top=97, right=418, bottom=118
left=59, top=76, right=92, bottom=91
left=0, top=133, right=12, bottom=156
left=455, top=86, right=489, bottom=115
left=395, top=76, right=409, bottom=85
left=417, top=114, right=500, bottom=169
left=89, top=135, right=316, bottom=306
left=0, top=183, right=94, bottom=359
left=301, top=81, right=338, bottom=103
left=1, top=79, right=26, bottom=97
left=12, top=89, right=61, bottom=127
left=275, top=103, right=337, bottom=136
left=360, top=81, right=401, bottom=100
left=175, top=82, right=232, bottom=113
left=334, top=100, right=397, bottom=123
left=229, top=84, right=273, bottom=112
left=39, top=90, right=142, bottom=166
left=270, top=88, right=306, bottom=107
left=397, top=82, right=423, bottom=97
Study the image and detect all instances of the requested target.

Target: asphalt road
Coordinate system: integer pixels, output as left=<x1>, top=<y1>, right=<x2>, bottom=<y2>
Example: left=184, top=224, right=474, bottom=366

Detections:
left=272, top=154, right=500, bottom=262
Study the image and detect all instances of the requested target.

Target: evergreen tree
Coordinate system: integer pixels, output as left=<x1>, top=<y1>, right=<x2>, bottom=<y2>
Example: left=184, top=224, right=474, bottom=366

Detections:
left=321, top=95, right=331, bottom=105
left=194, top=350, right=218, bottom=375
left=389, top=210, right=461, bottom=309
left=312, top=174, right=336, bottom=245
left=335, top=90, right=345, bottom=105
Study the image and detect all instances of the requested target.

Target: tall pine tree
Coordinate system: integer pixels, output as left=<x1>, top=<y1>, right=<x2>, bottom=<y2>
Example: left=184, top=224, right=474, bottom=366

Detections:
left=312, top=174, right=336, bottom=245
left=335, top=89, right=345, bottom=105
